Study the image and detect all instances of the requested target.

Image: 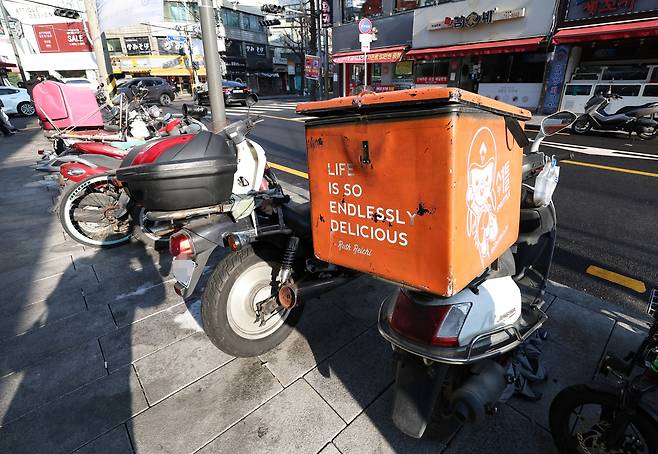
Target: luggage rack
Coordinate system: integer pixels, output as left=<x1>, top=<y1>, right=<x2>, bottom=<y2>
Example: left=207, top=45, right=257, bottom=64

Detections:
left=378, top=300, right=548, bottom=365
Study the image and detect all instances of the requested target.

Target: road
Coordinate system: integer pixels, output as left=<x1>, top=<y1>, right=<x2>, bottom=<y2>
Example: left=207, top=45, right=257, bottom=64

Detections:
left=170, top=98, right=658, bottom=313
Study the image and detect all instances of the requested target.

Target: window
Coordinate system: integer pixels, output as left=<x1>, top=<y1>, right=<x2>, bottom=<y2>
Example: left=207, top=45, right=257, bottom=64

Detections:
left=642, top=85, right=658, bottom=97
left=414, top=60, right=449, bottom=84
left=223, top=10, right=241, bottom=28
left=0, top=88, right=10, bottom=95
left=164, top=1, right=198, bottom=22
left=595, top=85, right=641, bottom=96
left=106, top=38, right=122, bottom=54
left=564, top=85, right=592, bottom=96
left=601, top=66, right=649, bottom=81
left=342, top=0, right=382, bottom=23
left=572, top=72, right=600, bottom=81
left=395, top=0, right=418, bottom=12
left=650, top=67, right=658, bottom=83
left=479, top=53, right=545, bottom=84
left=243, top=14, right=263, bottom=32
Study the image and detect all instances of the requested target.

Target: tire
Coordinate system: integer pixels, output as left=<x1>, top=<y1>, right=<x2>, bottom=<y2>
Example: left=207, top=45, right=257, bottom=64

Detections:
left=572, top=116, right=592, bottom=134
left=18, top=101, right=35, bottom=116
left=201, top=245, right=303, bottom=357
left=159, top=93, right=172, bottom=106
left=59, top=175, right=132, bottom=248
left=130, top=206, right=170, bottom=249
left=549, top=384, right=658, bottom=453
left=638, top=128, right=658, bottom=140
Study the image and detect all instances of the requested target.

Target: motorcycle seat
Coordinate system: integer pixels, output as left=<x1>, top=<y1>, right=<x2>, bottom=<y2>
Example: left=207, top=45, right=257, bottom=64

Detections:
left=71, top=141, right=127, bottom=158
left=282, top=202, right=311, bottom=238
left=77, top=154, right=122, bottom=170
left=615, top=102, right=658, bottom=114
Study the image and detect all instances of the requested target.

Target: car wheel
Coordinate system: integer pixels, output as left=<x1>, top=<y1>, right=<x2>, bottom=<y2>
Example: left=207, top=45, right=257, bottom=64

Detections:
left=18, top=101, right=36, bottom=116
left=159, top=93, right=172, bottom=106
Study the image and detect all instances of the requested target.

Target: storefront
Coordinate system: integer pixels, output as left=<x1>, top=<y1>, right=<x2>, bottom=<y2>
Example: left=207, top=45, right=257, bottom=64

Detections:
left=550, top=0, right=658, bottom=113
left=409, top=0, right=559, bottom=110
left=331, top=12, right=413, bottom=95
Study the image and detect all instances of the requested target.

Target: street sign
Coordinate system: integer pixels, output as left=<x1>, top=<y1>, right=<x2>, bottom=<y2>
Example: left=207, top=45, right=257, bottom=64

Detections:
left=167, top=35, right=187, bottom=43
left=361, top=41, right=370, bottom=52
left=358, top=18, right=373, bottom=34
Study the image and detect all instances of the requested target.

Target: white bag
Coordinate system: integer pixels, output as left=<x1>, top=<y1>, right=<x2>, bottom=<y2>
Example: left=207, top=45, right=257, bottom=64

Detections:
left=533, top=159, right=560, bottom=207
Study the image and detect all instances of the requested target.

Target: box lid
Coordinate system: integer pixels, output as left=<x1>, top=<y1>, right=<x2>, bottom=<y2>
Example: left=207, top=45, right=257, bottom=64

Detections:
left=296, top=87, right=531, bottom=121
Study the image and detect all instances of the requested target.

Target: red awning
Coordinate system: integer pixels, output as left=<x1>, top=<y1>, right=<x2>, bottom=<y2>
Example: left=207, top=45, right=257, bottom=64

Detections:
left=553, top=19, right=658, bottom=44
left=332, top=46, right=407, bottom=64
left=406, top=37, right=543, bottom=59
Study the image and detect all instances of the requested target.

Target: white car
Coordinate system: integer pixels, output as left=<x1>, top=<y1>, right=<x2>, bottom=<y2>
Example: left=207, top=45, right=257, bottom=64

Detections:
left=0, top=86, right=35, bottom=116
left=63, top=78, right=96, bottom=90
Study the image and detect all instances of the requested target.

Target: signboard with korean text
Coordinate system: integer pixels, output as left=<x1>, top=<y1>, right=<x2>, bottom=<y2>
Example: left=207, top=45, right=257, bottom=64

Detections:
left=332, top=49, right=405, bottom=64
left=125, top=37, right=151, bottom=56
left=565, top=0, right=658, bottom=22
left=305, top=54, right=320, bottom=80
left=33, top=22, right=92, bottom=53
left=428, top=8, right=526, bottom=31
left=320, top=0, right=332, bottom=27
left=245, top=43, right=266, bottom=57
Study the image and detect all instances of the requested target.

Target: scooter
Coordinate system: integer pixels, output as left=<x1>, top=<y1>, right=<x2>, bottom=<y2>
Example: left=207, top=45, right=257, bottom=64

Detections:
left=572, top=90, right=658, bottom=139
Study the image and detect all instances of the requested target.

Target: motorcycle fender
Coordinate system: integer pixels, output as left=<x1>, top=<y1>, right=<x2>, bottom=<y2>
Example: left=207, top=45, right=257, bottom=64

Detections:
left=174, top=214, right=252, bottom=298
left=60, top=163, right=109, bottom=183
left=391, top=354, right=449, bottom=438
left=580, top=382, right=658, bottom=424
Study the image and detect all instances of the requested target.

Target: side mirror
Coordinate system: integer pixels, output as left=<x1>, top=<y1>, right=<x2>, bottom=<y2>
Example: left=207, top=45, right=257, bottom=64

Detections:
left=182, top=103, right=208, bottom=119
left=540, top=111, right=577, bottom=136
left=162, top=113, right=172, bottom=122
left=245, top=93, right=258, bottom=107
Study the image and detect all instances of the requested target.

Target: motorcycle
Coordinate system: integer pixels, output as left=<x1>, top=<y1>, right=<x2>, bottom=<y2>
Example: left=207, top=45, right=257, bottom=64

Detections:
left=55, top=106, right=209, bottom=248
left=572, top=90, right=658, bottom=139
left=548, top=300, right=658, bottom=453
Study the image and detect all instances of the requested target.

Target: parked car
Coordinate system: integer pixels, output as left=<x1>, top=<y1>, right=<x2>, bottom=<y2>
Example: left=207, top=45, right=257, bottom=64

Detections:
left=116, top=77, right=175, bottom=106
left=63, top=78, right=96, bottom=90
left=195, top=81, right=257, bottom=106
left=0, top=85, right=35, bottom=116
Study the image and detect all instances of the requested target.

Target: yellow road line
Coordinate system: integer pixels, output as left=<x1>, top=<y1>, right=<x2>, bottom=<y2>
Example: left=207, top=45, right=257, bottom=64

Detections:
left=562, top=160, right=658, bottom=178
left=269, top=162, right=309, bottom=179
left=586, top=265, right=647, bottom=293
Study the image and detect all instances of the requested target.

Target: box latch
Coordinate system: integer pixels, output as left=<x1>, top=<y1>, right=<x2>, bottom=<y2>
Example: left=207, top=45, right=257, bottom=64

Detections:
left=360, top=140, right=371, bottom=165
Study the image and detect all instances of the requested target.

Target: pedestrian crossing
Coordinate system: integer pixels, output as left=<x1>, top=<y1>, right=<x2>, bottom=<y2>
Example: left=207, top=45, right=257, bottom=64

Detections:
left=224, top=102, right=315, bottom=121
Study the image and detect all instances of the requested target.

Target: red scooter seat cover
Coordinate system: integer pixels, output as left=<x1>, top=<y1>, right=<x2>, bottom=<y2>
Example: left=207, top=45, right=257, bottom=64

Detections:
left=33, top=81, right=104, bottom=130
left=72, top=142, right=128, bottom=159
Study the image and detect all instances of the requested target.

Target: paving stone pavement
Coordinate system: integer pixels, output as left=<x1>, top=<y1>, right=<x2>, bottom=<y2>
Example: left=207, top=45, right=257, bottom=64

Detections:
left=0, top=124, right=654, bottom=454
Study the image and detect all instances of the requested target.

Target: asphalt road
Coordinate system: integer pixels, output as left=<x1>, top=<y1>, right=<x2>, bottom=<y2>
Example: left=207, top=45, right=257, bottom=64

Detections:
left=173, top=98, right=658, bottom=313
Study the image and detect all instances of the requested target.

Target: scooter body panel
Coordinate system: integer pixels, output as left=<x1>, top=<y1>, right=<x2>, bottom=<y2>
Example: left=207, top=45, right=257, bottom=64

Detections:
left=60, top=162, right=112, bottom=183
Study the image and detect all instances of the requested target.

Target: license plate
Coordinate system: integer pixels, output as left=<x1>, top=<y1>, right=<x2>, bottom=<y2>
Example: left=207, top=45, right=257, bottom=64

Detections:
left=232, top=89, right=243, bottom=93
left=172, top=259, right=197, bottom=289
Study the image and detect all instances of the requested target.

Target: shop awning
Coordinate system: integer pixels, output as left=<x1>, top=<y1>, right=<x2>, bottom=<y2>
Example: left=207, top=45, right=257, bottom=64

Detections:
left=332, top=46, right=407, bottom=64
left=406, top=37, right=543, bottom=59
left=553, top=19, right=658, bottom=44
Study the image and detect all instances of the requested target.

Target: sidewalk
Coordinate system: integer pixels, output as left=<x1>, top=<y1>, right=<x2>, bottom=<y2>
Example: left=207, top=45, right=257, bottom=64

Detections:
left=0, top=128, right=652, bottom=454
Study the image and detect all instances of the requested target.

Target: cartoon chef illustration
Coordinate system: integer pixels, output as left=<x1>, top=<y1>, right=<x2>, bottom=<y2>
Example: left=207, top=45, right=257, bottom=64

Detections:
left=466, top=127, right=500, bottom=265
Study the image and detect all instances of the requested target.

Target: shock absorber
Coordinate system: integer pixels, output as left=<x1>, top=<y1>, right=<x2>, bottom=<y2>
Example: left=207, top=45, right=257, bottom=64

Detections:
left=277, top=236, right=300, bottom=284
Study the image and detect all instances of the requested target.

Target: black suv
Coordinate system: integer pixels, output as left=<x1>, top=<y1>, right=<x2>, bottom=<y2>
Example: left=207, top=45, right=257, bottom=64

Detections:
left=195, top=81, right=257, bottom=106
left=117, top=77, right=176, bottom=106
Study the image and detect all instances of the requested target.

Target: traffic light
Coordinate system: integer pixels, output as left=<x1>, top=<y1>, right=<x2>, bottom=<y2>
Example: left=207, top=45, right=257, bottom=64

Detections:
left=54, top=8, right=81, bottom=19
left=259, top=19, right=281, bottom=26
left=261, top=4, right=285, bottom=14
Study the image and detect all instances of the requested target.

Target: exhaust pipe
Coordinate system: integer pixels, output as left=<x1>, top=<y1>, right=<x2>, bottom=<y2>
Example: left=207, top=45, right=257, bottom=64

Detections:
left=450, top=360, right=507, bottom=424
left=278, top=277, right=353, bottom=309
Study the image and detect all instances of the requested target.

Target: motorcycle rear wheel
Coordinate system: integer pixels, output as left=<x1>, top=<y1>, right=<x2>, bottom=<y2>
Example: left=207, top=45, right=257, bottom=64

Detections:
left=59, top=175, right=132, bottom=248
left=572, top=117, right=592, bottom=134
left=549, top=384, right=657, bottom=453
left=638, top=128, right=658, bottom=140
left=201, top=245, right=303, bottom=357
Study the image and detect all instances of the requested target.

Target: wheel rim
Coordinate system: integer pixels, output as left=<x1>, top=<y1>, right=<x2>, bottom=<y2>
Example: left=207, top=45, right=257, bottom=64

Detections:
left=21, top=103, right=35, bottom=115
left=160, top=94, right=171, bottom=105
left=568, top=403, right=649, bottom=453
left=62, top=176, right=132, bottom=246
left=226, top=261, right=290, bottom=340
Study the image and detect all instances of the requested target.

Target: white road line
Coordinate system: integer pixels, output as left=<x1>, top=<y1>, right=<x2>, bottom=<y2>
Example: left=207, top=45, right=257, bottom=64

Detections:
left=542, top=141, right=658, bottom=161
left=229, top=106, right=287, bottom=111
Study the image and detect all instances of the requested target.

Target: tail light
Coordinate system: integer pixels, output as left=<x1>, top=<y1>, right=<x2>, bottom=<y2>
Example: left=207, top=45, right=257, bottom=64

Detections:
left=244, top=87, right=251, bottom=92
left=170, top=232, right=195, bottom=259
left=389, top=290, right=470, bottom=347
left=223, top=87, right=231, bottom=93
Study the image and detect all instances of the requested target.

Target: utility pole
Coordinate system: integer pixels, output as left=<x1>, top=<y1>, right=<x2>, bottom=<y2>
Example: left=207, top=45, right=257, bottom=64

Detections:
left=82, top=0, right=114, bottom=95
left=0, top=0, right=27, bottom=82
left=198, top=0, right=226, bottom=131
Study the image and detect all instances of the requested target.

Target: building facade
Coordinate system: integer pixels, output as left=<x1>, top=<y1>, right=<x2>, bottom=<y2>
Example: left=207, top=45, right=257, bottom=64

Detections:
left=549, top=0, right=658, bottom=113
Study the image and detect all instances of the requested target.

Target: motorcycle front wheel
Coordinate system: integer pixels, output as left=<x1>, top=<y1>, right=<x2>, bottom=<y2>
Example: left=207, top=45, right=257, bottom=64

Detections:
left=201, top=245, right=303, bottom=357
left=59, top=174, right=132, bottom=248
left=638, top=128, right=658, bottom=140
left=572, top=116, right=592, bottom=134
left=549, top=384, right=658, bottom=453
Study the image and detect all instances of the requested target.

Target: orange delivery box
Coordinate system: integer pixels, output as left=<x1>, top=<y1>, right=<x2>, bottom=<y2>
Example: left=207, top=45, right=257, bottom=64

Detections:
left=296, top=87, right=531, bottom=297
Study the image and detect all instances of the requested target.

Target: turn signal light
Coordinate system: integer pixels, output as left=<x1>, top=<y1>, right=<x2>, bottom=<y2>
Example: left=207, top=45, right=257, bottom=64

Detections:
left=169, top=232, right=195, bottom=259
left=389, top=290, right=470, bottom=347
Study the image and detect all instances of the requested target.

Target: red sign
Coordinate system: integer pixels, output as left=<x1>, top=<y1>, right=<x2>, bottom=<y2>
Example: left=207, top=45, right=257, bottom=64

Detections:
left=415, top=76, right=448, bottom=85
left=33, top=22, right=92, bottom=53
left=332, top=50, right=404, bottom=64
left=305, top=54, right=320, bottom=80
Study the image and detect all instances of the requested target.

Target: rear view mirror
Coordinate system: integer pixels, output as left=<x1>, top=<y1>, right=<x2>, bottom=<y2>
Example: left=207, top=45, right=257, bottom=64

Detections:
left=245, top=93, right=258, bottom=107
left=541, top=111, right=577, bottom=136
left=162, top=113, right=172, bottom=122
left=182, top=103, right=208, bottom=119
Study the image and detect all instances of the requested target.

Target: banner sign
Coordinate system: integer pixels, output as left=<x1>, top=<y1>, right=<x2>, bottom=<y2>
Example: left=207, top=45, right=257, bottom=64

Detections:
left=305, top=54, right=320, bottom=80
left=415, top=75, right=448, bottom=84
left=542, top=45, right=571, bottom=114
left=429, top=8, right=526, bottom=31
left=33, top=22, right=92, bottom=53
left=332, top=50, right=404, bottom=64
left=125, top=36, right=151, bottom=55
left=245, top=43, right=266, bottom=57
left=320, top=0, right=332, bottom=27
left=565, top=0, right=658, bottom=22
